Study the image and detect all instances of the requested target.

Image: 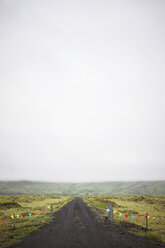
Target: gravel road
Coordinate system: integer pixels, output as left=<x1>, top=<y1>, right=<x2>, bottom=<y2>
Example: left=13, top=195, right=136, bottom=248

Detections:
left=11, top=197, right=165, bottom=248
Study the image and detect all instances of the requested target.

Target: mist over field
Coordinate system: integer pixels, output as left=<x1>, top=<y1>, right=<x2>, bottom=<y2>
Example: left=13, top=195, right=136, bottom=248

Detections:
left=0, top=0, right=165, bottom=182
left=0, top=181, right=165, bottom=195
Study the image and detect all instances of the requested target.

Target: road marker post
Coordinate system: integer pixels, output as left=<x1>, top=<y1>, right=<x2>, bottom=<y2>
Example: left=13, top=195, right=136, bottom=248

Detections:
left=13, top=213, right=15, bottom=230
left=146, top=212, right=148, bottom=230
left=50, top=204, right=53, bottom=223
left=108, top=204, right=113, bottom=222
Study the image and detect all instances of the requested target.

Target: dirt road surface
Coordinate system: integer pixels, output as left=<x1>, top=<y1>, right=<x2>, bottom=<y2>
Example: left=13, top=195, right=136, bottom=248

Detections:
left=11, top=197, right=164, bottom=248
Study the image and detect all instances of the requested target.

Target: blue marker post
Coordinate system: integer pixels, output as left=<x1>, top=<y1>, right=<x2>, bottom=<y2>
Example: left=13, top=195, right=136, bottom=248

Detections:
left=108, top=204, right=113, bottom=222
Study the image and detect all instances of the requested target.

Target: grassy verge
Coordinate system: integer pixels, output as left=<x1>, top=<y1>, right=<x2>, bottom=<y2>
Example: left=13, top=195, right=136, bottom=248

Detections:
left=0, top=195, right=74, bottom=248
left=82, top=195, right=165, bottom=243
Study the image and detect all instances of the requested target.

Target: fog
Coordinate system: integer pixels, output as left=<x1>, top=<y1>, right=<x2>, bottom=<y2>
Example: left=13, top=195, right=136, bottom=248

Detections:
left=0, top=0, right=165, bottom=182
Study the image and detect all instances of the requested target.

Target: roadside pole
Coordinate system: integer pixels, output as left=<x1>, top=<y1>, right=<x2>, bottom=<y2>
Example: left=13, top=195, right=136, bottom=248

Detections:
left=111, top=205, right=113, bottom=222
left=146, top=212, right=148, bottom=230
left=13, top=213, right=15, bottom=230
left=108, top=204, right=113, bottom=222
left=50, top=204, right=53, bottom=223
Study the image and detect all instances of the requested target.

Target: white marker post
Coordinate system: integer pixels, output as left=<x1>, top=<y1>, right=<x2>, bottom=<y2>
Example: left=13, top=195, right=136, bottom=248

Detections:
left=50, top=204, right=53, bottom=223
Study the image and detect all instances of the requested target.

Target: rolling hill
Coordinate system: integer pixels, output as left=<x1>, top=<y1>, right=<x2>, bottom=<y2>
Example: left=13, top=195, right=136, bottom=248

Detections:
left=0, top=181, right=165, bottom=195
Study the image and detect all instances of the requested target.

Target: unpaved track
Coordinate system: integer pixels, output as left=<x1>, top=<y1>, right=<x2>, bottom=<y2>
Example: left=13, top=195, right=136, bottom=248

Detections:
left=11, top=198, right=164, bottom=248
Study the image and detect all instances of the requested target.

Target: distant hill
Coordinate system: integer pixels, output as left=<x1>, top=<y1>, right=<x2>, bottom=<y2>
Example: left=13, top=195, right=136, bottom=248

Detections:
left=0, top=181, right=165, bottom=195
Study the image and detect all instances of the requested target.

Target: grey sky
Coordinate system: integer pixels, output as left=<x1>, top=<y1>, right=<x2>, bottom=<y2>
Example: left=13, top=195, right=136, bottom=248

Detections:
left=0, top=0, right=165, bottom=182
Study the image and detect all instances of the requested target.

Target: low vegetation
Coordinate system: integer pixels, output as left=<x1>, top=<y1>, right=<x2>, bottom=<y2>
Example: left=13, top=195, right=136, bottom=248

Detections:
left=0, top=195, right=74, bottom=248
left=1, top=193, right=165, bottom=247
left=83, top=195, right=165, bottom=243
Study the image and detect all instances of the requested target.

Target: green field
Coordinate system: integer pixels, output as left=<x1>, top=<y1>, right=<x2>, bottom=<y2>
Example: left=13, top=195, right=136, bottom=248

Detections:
left=83, top=195, right=165, bottom=243
left=0, top=180, right=165, bottom=195
left=0, top=195, right=165, bottom=247
left=0, top=194, right=165, bottom=247
left=0, top=195, right=74, bottom=248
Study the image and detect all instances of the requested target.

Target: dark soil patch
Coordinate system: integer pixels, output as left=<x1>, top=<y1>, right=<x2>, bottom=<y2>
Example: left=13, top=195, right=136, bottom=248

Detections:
left=0, top=202, right=21, bottom=209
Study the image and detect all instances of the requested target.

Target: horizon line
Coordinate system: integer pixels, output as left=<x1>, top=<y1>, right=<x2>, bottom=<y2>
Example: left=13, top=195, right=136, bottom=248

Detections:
left=0, top=179, right=165, bottom=184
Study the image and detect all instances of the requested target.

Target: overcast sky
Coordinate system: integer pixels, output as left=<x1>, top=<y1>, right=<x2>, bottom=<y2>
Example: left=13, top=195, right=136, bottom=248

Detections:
left=0, top=0, right=165, bottom=182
